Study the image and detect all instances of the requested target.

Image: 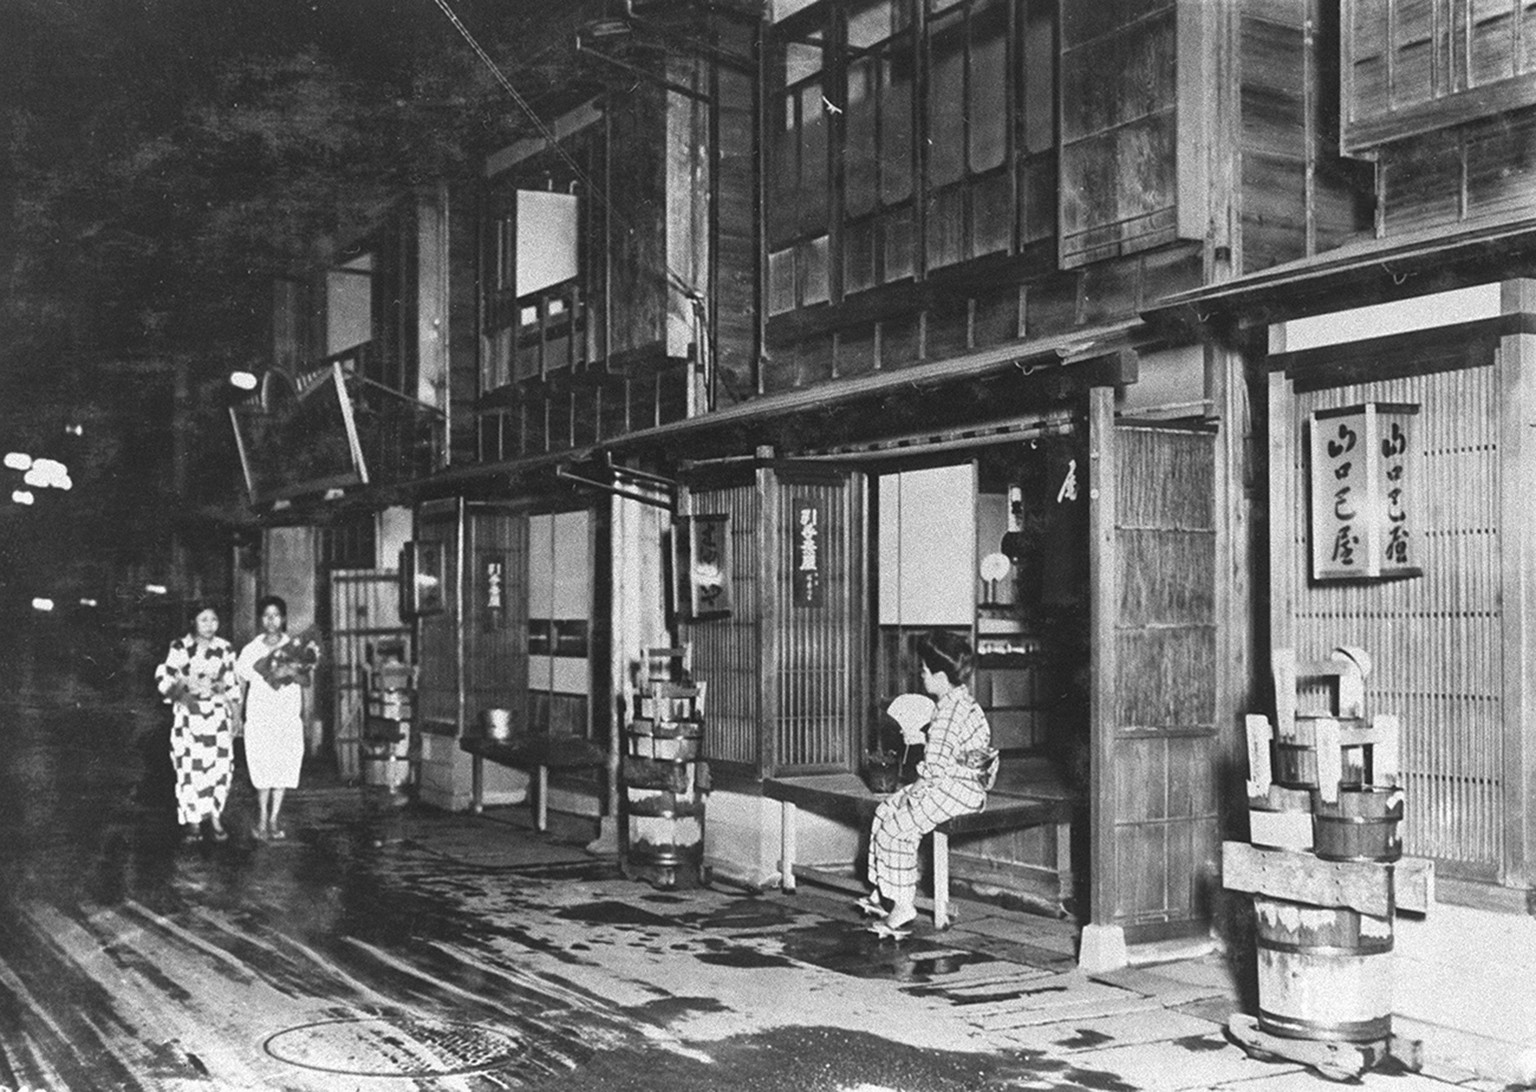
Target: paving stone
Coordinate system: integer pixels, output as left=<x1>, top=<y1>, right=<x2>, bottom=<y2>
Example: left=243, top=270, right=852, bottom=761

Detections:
left=1068, top=1033, right=1298, bottom=1090
left=1090, top=965, right=1235, bottom=1006
left=994, top=1006, right=1223, bottom=1053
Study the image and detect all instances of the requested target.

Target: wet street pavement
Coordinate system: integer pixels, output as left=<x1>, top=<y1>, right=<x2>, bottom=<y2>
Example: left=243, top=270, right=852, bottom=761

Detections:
left=0, top=635, right=1482, bottom=1091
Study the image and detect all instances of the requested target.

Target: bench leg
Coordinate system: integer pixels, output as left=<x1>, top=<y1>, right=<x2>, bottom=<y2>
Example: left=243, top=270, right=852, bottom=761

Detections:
left=471, top=754, right=484, bottom=815
left=536, top=766, right=549, bottom=832
left=933, top=829, right=950, bottom=929
left=780, top=801, right=797, bottom=892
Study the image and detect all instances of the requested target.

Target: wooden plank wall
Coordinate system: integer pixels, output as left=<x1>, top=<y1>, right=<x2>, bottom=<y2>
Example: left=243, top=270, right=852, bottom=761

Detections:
left=685, top=479, right=764, bottom=771
left=1287, top=365, right=1504, bottom=878
left=1240, top=0, right=1375, bottom=272
left=761, top=241, right=1204, bottom=393
left=1380, top=107, right=1536, bottom=236
left=1058, top=1, right=1181, bottom=268
left=1109, top=425, right=1220, bottom=941
left=1345, top=0, right=1536, bottom=149
left=711, top=12, right=760, bottom=406
left=770, top=471, right=865, bottom=775
left=607, top=81, right=670, bottom=362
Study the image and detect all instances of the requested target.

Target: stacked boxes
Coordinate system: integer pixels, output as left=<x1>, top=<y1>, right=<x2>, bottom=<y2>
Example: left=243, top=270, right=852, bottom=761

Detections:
left=363, top=659, right=415, bottom=794
left=622, top=662, right=708, bottom=889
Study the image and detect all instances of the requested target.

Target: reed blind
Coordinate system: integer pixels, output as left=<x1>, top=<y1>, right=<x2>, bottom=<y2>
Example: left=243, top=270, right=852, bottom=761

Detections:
left=686, top=481, right=764, bottom=770
left=772, top=473, right=865, bottom=773
left=1290, top=365, right=1504, bottom=876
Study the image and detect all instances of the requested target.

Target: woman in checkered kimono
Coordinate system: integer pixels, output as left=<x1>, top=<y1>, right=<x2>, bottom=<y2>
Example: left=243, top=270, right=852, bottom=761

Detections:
left=862, top=630, right=997, bottom=931
left=154, top=605, right=238, bottom=842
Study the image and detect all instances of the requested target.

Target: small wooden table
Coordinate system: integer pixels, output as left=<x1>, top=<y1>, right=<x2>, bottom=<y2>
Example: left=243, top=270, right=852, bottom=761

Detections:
left=461, top=732, right=607, bottom=831
left=762, top=771, right=1075, bottom=928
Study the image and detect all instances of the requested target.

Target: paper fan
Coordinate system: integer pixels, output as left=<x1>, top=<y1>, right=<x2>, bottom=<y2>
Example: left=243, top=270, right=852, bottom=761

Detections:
left=886, top=693, right=936, bottom=737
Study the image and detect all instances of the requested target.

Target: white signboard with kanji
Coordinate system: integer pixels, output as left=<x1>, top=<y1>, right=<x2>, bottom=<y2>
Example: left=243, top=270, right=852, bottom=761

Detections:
left=1309, top=402, right=1420, bottom=581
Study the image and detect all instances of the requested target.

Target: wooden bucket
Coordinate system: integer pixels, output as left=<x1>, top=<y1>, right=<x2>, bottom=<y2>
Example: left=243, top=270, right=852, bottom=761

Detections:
left=1254, top=895, right=1393, bottom=1043
left=1312, top=785, right=1404, bottom=863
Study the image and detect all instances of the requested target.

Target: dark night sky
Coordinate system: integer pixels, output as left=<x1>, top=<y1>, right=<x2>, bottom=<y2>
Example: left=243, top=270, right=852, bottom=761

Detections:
left=0, top=0, right=549, bottom=613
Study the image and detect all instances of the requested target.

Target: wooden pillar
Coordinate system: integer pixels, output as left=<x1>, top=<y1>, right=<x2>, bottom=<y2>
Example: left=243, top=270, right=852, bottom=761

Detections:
left=757, top=450, right=779, bottom=778
left=1267, top=367, right=1297, bottom=663
left=1080, top=385, right=1126, bottom=972
left=1499, top=279, right=1536, bottom=885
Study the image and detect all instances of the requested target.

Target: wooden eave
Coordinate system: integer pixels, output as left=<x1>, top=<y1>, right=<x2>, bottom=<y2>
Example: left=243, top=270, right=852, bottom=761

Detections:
left=403, top=318, right=1140, bottom=500
left=1144, top=214, right=1536, bottom=336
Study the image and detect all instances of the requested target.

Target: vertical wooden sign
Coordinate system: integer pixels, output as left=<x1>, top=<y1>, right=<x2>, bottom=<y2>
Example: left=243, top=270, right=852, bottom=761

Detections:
left=674, top=514, right=732, bottom=620
left=1309, top=403, right=1421, bottom=581
left=792, top=498, right=824, bottom=608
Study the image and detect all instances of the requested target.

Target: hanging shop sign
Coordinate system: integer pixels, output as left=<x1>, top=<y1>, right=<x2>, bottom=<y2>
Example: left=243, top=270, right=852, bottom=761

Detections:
left=793, top=499, right=824, bottom=608
left=674, top=514, right=732, bottom=620
left=1309, top=403, right=1420, bottom=581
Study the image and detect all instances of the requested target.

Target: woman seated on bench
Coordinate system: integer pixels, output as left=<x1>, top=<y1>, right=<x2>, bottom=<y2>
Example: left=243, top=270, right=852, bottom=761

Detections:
left=858, top=630, right=998, bottom=932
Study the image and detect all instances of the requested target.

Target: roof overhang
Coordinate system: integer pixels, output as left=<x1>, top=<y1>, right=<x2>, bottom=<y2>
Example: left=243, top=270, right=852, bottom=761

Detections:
left=402, top=319, right=1142, bottom=501
left=1144, top=213, right=1536, bottom=336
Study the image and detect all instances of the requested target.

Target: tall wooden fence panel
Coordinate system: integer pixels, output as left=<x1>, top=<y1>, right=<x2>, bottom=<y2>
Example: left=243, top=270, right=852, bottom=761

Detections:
left=1289, top=365, right=1503, bottom=877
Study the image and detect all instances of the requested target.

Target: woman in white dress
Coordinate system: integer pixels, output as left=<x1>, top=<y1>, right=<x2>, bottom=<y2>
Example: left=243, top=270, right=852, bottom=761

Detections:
left=235, top=595, right=308, bottom=840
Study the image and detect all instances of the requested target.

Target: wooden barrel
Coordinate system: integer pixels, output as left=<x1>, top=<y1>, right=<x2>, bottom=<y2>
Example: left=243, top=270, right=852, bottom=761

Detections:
left=1312, top=785, right=1404, bottom=863
left=1254, top=895, right=1393, bottom=1043
left=622, top=686, right=706, bottom=888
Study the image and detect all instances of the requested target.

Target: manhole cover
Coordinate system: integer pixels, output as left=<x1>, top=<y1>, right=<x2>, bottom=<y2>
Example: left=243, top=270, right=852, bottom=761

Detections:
left=264, top=1016, right=524, bottom=1077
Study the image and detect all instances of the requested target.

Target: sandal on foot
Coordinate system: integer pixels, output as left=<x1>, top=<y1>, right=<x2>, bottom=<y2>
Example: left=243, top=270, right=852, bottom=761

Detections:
left=854, top=893, right=885, bottom=917
left=269, top=827, right=287, bottom=841
left=884, top=905, right=918, bottom=931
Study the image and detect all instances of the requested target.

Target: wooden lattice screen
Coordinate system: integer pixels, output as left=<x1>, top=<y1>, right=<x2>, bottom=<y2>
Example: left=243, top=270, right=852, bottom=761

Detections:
left=1288, top=365, right=1504, bottom=877
left=687, top=479, right=764, bottom=771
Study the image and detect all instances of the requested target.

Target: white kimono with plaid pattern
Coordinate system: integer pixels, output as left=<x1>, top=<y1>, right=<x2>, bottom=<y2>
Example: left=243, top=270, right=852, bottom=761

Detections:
left=868, top=685, right=991, bottom=905
left=155, top=635, right=237, bottom=826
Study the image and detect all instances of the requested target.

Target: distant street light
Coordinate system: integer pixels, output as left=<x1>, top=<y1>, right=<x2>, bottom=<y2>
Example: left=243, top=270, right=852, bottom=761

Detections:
left=31, top=598, right=54, bottom=612
left=230, top=371, right=259, bottom=391
left=24, top=460, right=70, bottom=490
left=4, top=452, right=31, bottom=471
left=64, top=423, right=84, bottom=437
left=11, top=490, right=34, bottom=505
left=79, top=597, right=99, bottom=608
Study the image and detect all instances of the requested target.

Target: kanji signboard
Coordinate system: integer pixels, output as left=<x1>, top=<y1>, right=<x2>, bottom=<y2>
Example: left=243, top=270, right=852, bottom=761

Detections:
left=1310, top=403, right=1420, bottom=582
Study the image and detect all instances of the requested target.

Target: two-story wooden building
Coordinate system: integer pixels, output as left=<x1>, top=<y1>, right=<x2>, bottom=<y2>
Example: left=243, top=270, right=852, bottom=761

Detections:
left=233, top=4, right=1536, bottom=1067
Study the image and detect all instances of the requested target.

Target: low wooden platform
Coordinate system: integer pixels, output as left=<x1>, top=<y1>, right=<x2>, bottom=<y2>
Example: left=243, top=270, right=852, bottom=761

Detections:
left=461, top=732, right=607, bottom=831
left=762, top=771, right=1076, bottom=929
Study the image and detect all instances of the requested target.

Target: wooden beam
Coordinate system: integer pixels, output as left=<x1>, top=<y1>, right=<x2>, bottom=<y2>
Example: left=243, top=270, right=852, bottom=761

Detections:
left=1267, top=371, right=1297, bottom=671
left=1222, top=842, right=1434, bottom=916
left=1088, top=387, right=1119, bottom=928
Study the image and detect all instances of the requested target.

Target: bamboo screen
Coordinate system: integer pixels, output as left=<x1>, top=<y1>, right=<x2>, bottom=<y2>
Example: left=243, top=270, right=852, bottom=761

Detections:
left=1289, top=365, right=1503, bottom=875
left=773, top=474, right=864, bottom=773
left=686, top=481, right=763, bottom=770
left=1110, top=426, right=1220, bottom=932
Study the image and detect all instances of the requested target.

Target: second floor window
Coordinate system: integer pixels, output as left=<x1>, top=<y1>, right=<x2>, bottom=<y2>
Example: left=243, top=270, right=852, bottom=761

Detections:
left=768, top=22, right=831, bottom=314
left=484, top=185, right=584, bottom=392
left=766, top=0, right=1057, bottom=314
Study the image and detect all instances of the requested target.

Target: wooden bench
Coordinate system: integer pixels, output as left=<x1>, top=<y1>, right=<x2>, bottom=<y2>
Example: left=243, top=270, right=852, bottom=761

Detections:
left=461, top=732, right=607, bottom=831
left=762, top=771, right=1075, bottom=929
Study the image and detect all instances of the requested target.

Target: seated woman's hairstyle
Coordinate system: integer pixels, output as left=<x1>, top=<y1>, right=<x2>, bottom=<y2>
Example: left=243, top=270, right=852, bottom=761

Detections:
left=256, top=595, right=288, bottom=622
left=915, top=630, right=974, bottom=687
